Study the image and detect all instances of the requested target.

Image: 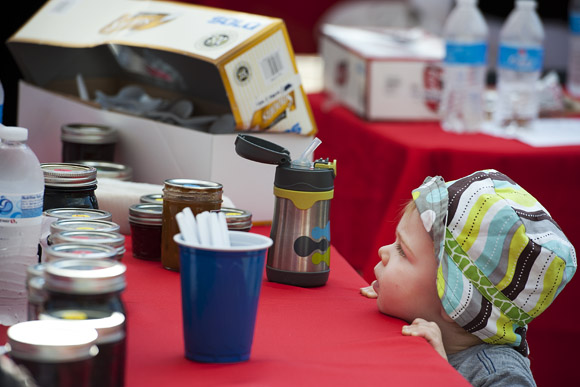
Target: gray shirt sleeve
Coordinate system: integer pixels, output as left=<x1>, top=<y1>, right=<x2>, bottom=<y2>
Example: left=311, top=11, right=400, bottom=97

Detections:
left=447, top=344, right=536, bottom=387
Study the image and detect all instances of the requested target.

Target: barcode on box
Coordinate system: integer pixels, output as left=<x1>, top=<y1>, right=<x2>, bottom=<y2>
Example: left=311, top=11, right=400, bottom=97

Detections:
left=260, top=50, right=286, bottom=84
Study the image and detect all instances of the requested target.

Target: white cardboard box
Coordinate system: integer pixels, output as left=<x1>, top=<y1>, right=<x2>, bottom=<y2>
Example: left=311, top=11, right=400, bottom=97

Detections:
left=8, top=0, right=318, bottom=222
left=18, top=81, right=313, bottom=222
left=319, top=24, right=445, bottom=121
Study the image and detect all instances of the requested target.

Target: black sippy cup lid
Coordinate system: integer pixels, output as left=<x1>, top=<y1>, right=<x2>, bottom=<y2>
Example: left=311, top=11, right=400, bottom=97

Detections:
left=234, top=134, right=291, bottom=166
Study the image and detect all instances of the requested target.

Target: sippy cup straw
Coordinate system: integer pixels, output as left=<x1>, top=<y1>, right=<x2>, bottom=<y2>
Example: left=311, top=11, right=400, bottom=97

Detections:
left=291, top=137, right=322, bottom=168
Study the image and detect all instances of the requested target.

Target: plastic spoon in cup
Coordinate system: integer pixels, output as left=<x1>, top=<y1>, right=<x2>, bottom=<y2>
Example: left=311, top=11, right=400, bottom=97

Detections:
left=196, top=211, right=212, bottom=247
left=208, top=211, right=225, bottom=247
left=217, top=211, right=231, bottom=247
left=176, top=211, right=198, bottom=244
left=182, top=207, right=199, bottom=243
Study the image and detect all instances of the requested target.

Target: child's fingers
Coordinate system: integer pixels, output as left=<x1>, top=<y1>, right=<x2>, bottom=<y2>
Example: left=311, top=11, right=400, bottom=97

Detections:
left=360, top=282, right=378, bottom=298
left=401, top=318, right=447, bottom=360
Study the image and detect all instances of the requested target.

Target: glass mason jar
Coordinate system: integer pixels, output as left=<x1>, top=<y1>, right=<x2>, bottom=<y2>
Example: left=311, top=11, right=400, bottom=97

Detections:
left=43, top=258, right=127, bottom=317
left=61, top=123, right=118, bottom=163
left=220, top=207, right=253, bottom=232
left=50, top=230, right=126, bottom=261
left=75, top=161, right=133, bottom=181
left=6, top=320, right=99, bottom=387
left=41, top=163, right=99, bottom=211
left=161, top=179, right=222, bottom=271
left=129, top=203, right=163, bottom=261
left=39, top=311, right=127, bottom=387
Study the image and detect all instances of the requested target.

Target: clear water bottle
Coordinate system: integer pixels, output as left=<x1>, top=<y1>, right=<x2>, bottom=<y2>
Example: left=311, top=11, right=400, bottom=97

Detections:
left=494, top=0, right=545, bottom=129
left=567, top=0, right=580, bottom=98
left=0, top=126, right=44, bottom=325
left=440, top=0, right=489, bottom=133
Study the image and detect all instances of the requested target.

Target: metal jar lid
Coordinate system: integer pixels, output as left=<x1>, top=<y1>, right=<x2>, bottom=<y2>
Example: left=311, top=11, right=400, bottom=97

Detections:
left=51, top=231, right=126, bottom=258
left=163, top=179, right=222, bottom=191
left=75, top=161, right=133, bottom=181
left=140, top=193, right=163, bottom=204
left=128, top=203, right=163, bottom=226
left=45, top=243, right=119, bottom=262
left=43, top=208, right=112, bottom=222
left=44, top=258, right=127, bottom=294
left=27, top=276, right=46, bottom=304
left=26, top=263, right=46, bottom=283
left=50, top=219, right=120, bottom=235
left=41, top=163, right=98, bottom=187
left=220, top=207, right=253, bottom=230
left=61, top=123, right=118, bottom=145
left=39, top=311, right=126, bottom=345
left=6, top=320, right=99, bottom=362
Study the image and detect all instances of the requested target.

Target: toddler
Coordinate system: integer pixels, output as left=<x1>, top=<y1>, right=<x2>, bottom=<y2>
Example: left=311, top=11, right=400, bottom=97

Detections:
left=361, top=169, right=576, bottom=386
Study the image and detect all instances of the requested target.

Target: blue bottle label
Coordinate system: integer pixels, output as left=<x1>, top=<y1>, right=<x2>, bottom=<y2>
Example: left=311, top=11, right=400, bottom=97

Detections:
left=444, top=41, right=487, bottom=65
left=498, top=44, right=544, bottom=72
left=0, top=192, right=43, bottom=219
left=571, top=12, right=580, bottom=34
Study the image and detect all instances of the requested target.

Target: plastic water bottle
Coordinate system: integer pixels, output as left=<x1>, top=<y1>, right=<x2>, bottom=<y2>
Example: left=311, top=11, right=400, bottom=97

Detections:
left=567, top=0, right=580, bottom=98
left=0, top=126, right=44, bottom=325
left=439, top=0, right=489, bottom=133
left=494, top=0, right=545, bottom=129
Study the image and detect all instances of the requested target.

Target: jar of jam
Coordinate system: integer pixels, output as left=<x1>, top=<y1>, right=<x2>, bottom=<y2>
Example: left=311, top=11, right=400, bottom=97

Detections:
left=76, top=161, right=133, bottom=181
left=6, top=320, right=99, bottom=387
left=41, top=209, right=114, bottom=262
left=129, top=203, right=162, bottom=261
left=41, top=163, right=99, bottom=211
left=220, top=207, right=253, bottom=232
left=51, top=231, right=126, bottom=261
left=161, top=179, right=222, bottom=271
left=39, top=311, right=126, bottom=387
left=44, top=208, right=113, bottom=222
left=43, top=258, right=127, bottom=317
left=50, top=219, right=120, bottom=235
left=61, top=123, right=118, bottom=163
left=139, top=193, right=163, bottom=204
left=45, top=243, right=119, bottom=263
left=26, top=263, right=47, bottom=320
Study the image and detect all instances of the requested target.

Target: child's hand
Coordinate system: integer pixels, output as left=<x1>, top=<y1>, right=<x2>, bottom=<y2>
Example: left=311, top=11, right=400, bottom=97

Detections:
left=402, top=318, right=447, bottom=360
left=360, top=281, right=378, bottom=298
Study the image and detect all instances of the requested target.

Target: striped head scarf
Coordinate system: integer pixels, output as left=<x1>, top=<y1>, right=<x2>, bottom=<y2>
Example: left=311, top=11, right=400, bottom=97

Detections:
left=412, top=170, right=576, bottom=355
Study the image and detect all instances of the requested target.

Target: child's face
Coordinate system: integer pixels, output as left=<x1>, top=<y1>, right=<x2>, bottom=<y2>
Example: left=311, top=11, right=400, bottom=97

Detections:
left=373, top=207, right=440, bottom=323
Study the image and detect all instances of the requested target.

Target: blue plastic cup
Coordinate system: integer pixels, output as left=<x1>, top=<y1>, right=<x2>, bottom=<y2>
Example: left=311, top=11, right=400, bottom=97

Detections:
left=174, top=231, right=273, bottom=363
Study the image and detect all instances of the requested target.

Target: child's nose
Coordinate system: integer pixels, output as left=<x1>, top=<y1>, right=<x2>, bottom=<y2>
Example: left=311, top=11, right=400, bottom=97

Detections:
left=378, top=245, right=391, bottom=266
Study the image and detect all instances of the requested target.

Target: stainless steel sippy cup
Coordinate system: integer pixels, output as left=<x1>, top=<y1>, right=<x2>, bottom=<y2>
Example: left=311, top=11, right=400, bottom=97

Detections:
left=234, top=134, right=336, bottom=287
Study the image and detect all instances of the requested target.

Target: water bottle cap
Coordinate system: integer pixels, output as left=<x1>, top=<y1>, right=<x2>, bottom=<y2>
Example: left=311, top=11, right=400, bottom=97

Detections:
left=0, top=125, right=28, bottom=141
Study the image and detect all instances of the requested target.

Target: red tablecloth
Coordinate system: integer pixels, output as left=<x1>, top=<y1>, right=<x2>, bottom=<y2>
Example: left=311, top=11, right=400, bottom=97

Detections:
left=1, top=227, right=469, bottom=386
left=309, top=92, right=580, bottom=387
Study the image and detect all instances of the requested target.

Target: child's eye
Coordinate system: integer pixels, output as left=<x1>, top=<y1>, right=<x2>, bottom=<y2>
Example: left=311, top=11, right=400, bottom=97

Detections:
left=396, top=243, right=406, bottom=258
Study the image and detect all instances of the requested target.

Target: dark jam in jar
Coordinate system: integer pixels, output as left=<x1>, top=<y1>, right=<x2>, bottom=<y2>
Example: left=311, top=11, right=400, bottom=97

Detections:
left=129, top=203, right=163, bottom=261
left=61, top=123, right=118, bottom=163
left=43, top=258, right=127, bottom=317
left=41, top=163, right=99, bottom=211
left=39, top=311, right=127, bottom=387
left=161, top=179, right=222, bottom=271
left=6, top=320, right=99, bottom=387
